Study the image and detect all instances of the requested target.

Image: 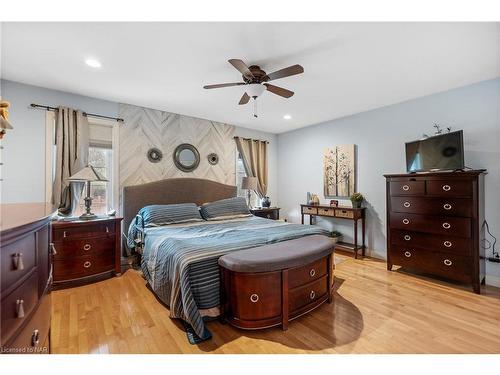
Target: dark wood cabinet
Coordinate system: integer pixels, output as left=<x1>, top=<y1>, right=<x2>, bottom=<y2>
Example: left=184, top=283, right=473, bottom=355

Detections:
left=51, top=217, right=122, bottom=289
left=1, top=203, right=54, bottom=354
left=385, top=171, right=486, bottom=293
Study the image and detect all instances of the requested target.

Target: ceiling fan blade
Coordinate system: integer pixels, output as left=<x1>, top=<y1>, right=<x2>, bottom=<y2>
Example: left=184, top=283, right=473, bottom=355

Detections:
left=264, top=64, right=304, bottom=81
left=228, top=59, right=255, bottom=79
left=263, top=83, right=294, bottom=98
left=238, top=92, right=250, bottom=105
left=203, top=82, right=246, bottom=89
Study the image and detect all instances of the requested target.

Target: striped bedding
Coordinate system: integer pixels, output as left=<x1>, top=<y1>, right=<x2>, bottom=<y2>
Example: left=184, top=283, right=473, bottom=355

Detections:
left=140, top=215, right=329, bottom=341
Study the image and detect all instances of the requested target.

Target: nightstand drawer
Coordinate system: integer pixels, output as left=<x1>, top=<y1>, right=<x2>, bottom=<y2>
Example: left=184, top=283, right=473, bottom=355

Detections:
left=53, top=253, right=115, bottom=281
left=52, top=221, right=115, bottom=241
left=52, top=236, right=115, bottom=258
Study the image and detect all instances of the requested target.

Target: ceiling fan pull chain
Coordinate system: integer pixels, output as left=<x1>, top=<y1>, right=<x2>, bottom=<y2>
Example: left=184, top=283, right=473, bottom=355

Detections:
left=253, top=99, right=258, bottom=118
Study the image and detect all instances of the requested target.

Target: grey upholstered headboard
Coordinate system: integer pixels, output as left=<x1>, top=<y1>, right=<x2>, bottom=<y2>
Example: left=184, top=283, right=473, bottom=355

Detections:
left=122, top=177, right=237, bottom=235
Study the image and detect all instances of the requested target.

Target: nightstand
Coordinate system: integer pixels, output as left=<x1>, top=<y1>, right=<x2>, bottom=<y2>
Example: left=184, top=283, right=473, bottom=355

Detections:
left=51, top=217, right=122, bottom=289
left=250, top=207, right=280, bottom=220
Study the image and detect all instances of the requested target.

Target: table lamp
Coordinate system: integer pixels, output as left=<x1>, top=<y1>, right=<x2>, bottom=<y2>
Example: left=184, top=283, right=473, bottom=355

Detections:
left=68, top=166, right=108, bottom=220
left=241, top=176, right=258, bottom=208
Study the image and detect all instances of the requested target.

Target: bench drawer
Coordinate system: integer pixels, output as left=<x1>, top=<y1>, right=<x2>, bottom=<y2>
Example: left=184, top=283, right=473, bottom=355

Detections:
left=289, top=276, right=328, bottom=313
left=1, top=233, right=37, bottom=294
left=288, top=258, right=327, bottom=289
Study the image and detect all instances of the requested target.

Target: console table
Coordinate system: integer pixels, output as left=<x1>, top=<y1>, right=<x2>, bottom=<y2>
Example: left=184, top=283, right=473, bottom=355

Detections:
left=301, top=204, right=366, bottom=258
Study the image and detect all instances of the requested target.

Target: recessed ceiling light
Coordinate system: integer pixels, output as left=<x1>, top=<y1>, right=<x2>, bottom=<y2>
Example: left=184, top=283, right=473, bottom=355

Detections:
left=283, top=114, right=292, bottom=120
left=85, top=58, right=101, bottom=68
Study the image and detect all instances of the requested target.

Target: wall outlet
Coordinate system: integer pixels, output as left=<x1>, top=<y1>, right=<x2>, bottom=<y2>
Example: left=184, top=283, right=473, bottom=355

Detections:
left=487, top=256, right=500, bottom=263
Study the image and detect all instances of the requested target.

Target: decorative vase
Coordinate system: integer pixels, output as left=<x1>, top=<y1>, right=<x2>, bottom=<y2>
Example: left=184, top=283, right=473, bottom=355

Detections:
left=352, top=200, right=361, bottom=209
left=262, top=196, right=271, bottom=208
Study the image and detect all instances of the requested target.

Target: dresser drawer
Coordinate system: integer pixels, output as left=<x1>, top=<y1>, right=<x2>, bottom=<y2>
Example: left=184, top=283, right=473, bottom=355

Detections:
left=229, top=271, right=282, bottom=321
left=1, top=233, right=37, bottom=293
left=390, top=246, right=471, bottom=283
left=1, top=272, right=39, bottom=345
left=427, top=180, right=472, bottom=197
left=390, top=212, right=471, bottom=238
left=288, top=258, right=327, bottom=289
left=6, top=293, right=51, bottom=354
left=52, top=221, right=115, bottom=241
left=389, top=180, right=425, bottom=196
left=335, top=209, right=354, bottom=219
left=289, top=276, right=327, bottom=313
left=391, top=230, right=471, bottom=255
left=302, top=206, right=318, bottom=215
left=390, top=197, right=473, bottom=217
left=317, top=207, right=335, bottom=217
left=53, top=252, right=115, bottom=281
left=52, top=235, right=115, bottom=258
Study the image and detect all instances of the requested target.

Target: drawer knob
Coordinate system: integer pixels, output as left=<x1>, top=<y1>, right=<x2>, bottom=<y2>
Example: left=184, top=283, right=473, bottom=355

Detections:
left=404, top=251, right=412, bottom=258
left=83, top=261, right=92, bottom=268
left=83, top=243, right=92, bottom=251
left=106, top=226, right=110, bottom=233
left=442, top=185, right=451, bottom=191
left=250, top=293, right=259, bottom=303
left=31, top=329, right=40, bottom=346
left=63, top=231, right=67, bottom=238
left=403, top=201, right=411, bottom=208
left=309, top=290, right=316, bottom=300
left=402, top=185, right=410, bottom=191
left=12, top=253, right=24, bottom=270
left=442, top=222, right=451, bottom=229
left=402, top=218, right=410, bottom=225
left=309, top=268, right=316, bottom=277
left=16, top=299, right=25, bottom=318
left=443, top=203, right=452, bottom=210
left=443, top=259, right=453, bottom=266
left=50, top=242, right=57, bottom=255
left=404, top=235, right=411, bottom=241
left=444, top=241, right=452, bottom=248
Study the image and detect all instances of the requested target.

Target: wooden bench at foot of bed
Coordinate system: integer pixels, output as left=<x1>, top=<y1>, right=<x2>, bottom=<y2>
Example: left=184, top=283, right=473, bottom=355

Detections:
left=218, top=235, right=335, bottom=331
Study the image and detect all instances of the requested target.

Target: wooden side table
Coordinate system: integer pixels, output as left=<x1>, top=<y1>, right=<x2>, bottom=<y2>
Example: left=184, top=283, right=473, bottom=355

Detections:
left=51, top=216, right=122, bottom=289
left=300, top=204, right=366, bottom=258
left=250, top=207, right=280, bottom=220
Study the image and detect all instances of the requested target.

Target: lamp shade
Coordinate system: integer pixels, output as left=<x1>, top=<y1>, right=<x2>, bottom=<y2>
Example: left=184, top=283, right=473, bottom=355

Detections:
left=241, top=176, right=258, bottom=190
left=68, top=165, right=108, bottom=182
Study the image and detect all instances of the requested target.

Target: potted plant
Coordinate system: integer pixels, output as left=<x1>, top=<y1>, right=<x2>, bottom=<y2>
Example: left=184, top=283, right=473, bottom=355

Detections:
left=330, top=230, right=343, bottom=244
left=350, top=192, right=364, bottom=208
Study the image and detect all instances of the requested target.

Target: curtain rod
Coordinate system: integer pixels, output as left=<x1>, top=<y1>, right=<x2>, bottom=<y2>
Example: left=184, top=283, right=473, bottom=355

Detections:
left=234, top=136, right=269, bottom=144
left=30, top=103, right=124, bottom=123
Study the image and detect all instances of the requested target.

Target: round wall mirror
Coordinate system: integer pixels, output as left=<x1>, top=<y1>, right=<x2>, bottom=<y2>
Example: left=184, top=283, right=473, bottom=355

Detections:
left=173, top=143, right=200, bottom=172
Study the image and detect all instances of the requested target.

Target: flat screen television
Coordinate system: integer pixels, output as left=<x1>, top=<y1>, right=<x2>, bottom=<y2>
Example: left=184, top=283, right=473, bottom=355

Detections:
left=405, top=130, right=464, bottom=173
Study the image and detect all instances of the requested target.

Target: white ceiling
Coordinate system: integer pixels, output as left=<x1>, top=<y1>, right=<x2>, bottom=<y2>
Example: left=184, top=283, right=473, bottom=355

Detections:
left=1, top=22, right=499, bottom=133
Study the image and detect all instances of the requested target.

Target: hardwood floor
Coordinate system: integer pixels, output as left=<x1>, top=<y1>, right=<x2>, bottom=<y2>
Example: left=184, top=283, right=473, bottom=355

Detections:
left=51, top=254, right=500, bottom=354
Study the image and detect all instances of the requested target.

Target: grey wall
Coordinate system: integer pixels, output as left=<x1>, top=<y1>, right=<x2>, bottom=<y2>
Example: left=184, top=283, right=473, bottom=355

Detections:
left=277, top=78, right=500, bottom=280
left=0, top=79, right=278, bottom=206
left=0, top=79, right=119, bottom=203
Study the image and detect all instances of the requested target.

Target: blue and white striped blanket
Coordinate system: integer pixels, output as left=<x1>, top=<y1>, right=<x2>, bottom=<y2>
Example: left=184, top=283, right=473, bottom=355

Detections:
left=140, top=216, right=328, bottom=341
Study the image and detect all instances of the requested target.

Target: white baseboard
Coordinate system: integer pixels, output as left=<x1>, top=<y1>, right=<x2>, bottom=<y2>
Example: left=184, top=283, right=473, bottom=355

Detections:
left=485, top=274, right=500, bottom=288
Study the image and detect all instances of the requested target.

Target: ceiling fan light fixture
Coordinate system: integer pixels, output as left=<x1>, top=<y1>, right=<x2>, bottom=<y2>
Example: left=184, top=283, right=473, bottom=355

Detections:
left=245, top=83, right=266, bottom=99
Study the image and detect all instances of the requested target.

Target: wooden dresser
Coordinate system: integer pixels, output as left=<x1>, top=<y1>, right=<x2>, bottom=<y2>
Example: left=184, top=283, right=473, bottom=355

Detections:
left=385, top=170, right=486, bottom=293
left=51, top=217, right=122, bottom=289
left=1, top=203, right=55, bottom=354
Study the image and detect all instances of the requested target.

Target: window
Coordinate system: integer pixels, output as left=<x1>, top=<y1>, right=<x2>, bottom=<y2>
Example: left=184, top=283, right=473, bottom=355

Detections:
left=45, top=114, right=119, bottom=216
left=74, top=147, right=113, bottom=216
left=236, top=152, right=247, bottom=198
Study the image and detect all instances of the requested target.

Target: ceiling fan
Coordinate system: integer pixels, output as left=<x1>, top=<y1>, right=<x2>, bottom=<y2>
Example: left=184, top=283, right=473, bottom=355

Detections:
left=203, top=59, right=304, bottom=117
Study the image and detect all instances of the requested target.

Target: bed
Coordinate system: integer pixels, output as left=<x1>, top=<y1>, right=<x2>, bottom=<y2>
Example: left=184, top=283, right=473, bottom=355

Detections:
left=123, top=178, right=329, bottom=342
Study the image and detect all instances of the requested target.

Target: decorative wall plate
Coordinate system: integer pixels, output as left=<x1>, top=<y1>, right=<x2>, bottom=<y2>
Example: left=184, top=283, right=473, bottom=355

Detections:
left=207, top=153, right=219, bottom=165
left=147, top=148, right=163, bottom=163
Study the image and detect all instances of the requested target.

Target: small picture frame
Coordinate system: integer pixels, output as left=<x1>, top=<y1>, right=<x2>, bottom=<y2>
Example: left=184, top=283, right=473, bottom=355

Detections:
left=330, top=200, right=339, bottom=207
